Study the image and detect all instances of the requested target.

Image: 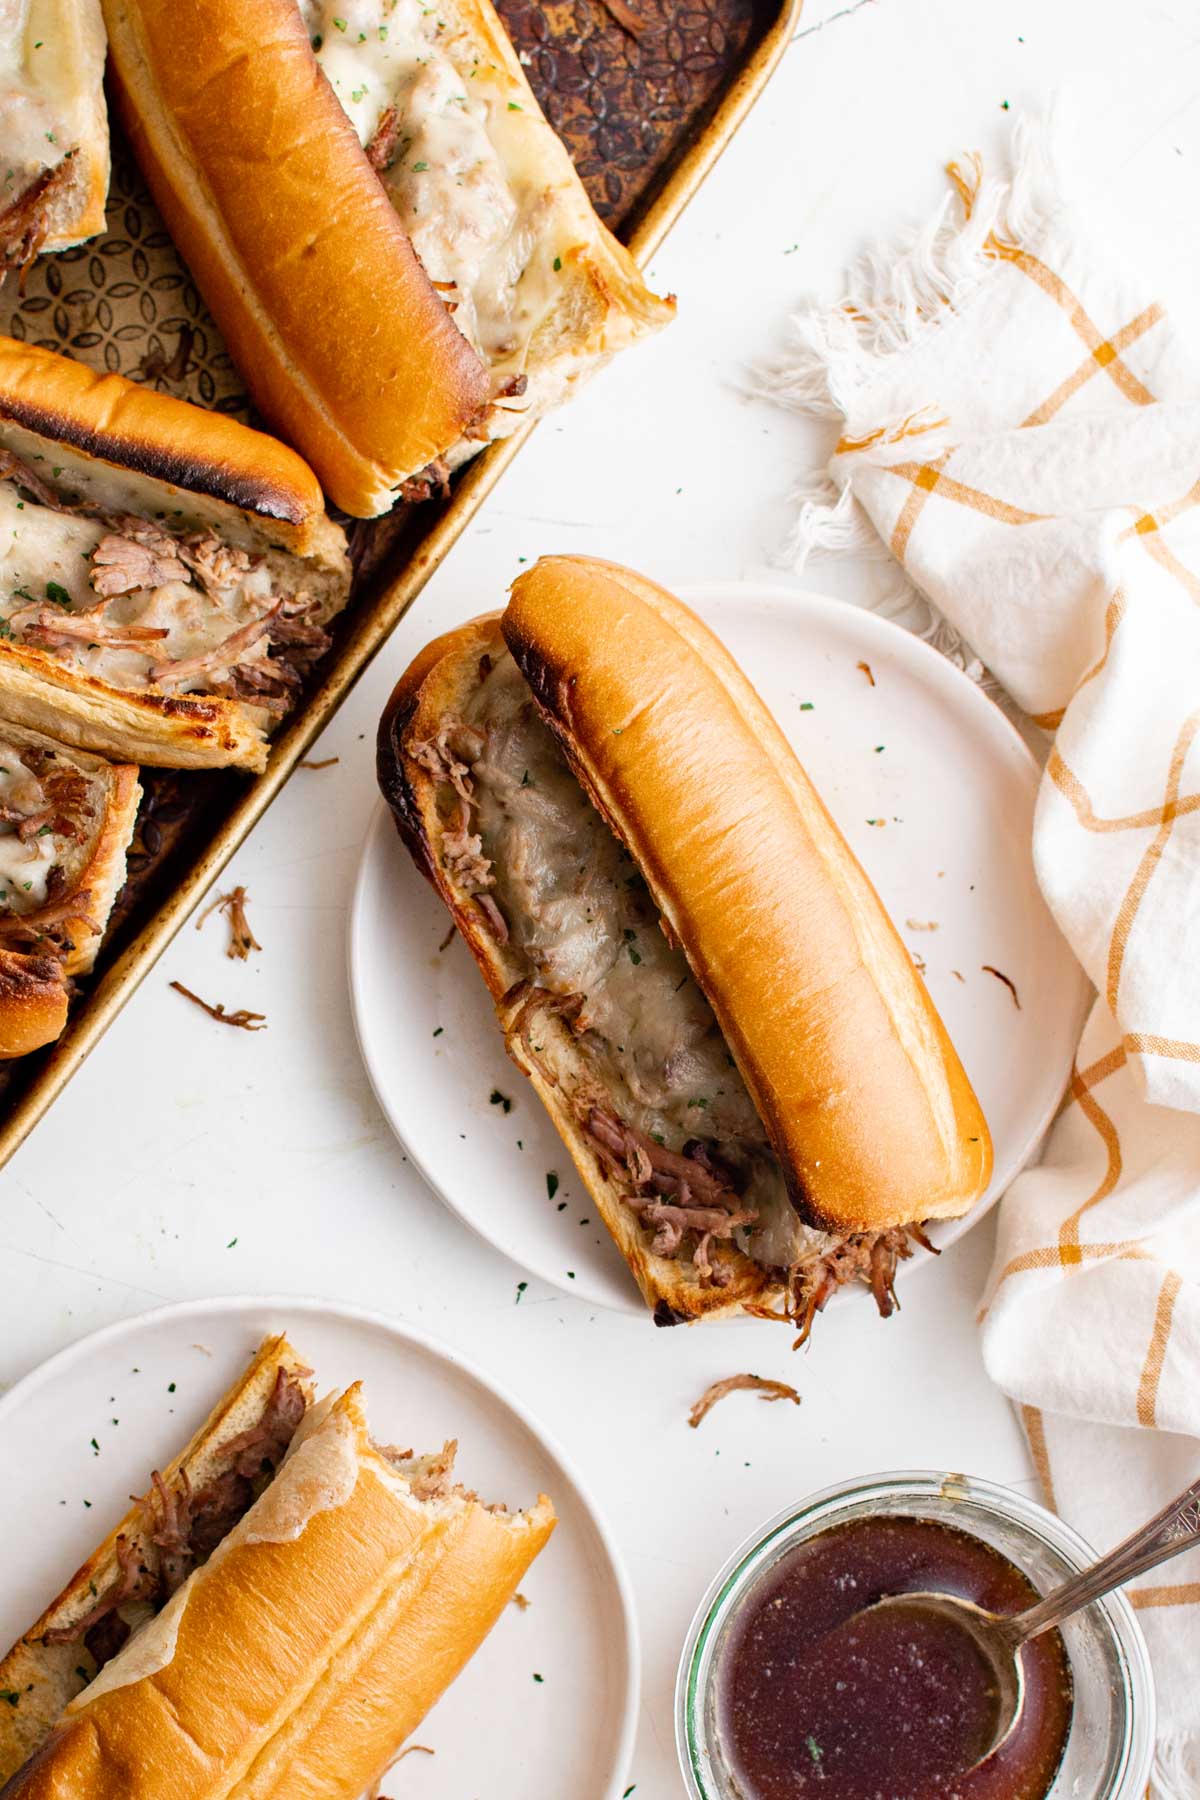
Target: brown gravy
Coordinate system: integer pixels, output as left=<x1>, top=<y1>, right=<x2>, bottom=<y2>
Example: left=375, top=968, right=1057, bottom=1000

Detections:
left=716, top=1515, right=1073, bottom=1799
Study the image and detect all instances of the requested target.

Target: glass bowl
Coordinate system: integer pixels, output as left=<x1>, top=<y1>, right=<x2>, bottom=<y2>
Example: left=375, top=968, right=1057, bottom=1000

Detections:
left=676, top=1470, right=1155, bottom=1799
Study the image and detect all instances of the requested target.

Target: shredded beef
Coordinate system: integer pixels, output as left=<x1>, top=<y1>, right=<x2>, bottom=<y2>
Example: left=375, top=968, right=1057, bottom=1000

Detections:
left=149, top=603, right=281, bottom=686
left=39, top=1367, right=309, bottom=1670
left=90, top=533, right=190, bottom=597
left=0, top=447, right=72, bottom=510
left=366, top=104, right=401, bottom=172
left=0, top=156, right=76, bottom=283
left=180, top=533, right=256, bottom=596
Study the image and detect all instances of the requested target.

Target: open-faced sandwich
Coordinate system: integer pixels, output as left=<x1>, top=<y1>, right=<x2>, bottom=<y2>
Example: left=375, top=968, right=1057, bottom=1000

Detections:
left=0, top=1, right=110, bottom=282
left=0, top=335, right=350, bottom=772
left=0, top=1334, right=555, bottom=1796
left=0, top=719, right=139, bottom=1057
left=379, top=557, right=993, bottom=1343
left=101, top=0, right=675, bottom=515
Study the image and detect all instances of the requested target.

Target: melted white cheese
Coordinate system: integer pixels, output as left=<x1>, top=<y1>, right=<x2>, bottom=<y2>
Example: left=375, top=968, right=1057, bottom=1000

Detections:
left=460, top=655, right=828, bottom=1272
left=0, top=746, right=58, bottom=908
left=0, top=461, right=337, bottom=699
left=302, top=0, right=569, bottom=385
left=0, top=0, right=96, bottom=205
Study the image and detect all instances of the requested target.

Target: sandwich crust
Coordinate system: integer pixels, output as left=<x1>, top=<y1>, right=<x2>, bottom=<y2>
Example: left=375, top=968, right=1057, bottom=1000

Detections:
left=1, top=1379, right=554, bottom=1799
left=0, top=950, right=68, bottom=1058
left=0, top=1337, right=312, bottom=1783
left=379, top=562, right=993, bottom=1328
left=0, top=336, right=351, bottom=770
left=0, top=1, right=110, bottom=260
left=0, top=338, right=328, bottom=549
left=101, top=0, right=492, bottom=518
left=378, top=614, right=773, bottom=1326
left=502, top=557, right=992, bottom=1234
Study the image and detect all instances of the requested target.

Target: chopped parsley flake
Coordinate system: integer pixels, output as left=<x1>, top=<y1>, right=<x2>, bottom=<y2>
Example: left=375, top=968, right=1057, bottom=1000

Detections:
left=553, top=255, right=562, bottom=271
left=546, top=1171, right=559, bottom=1200
left=45, top=581, right=71, bottom=607
left=490, top=1088, right=513, bottom=1114
left=412, top=161, right=429, bottom=172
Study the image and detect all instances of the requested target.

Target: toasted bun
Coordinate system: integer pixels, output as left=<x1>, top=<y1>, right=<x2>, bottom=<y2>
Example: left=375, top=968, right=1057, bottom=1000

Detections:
left=0, top=1336, right=312, bottom=1784
left=2, top=1385, right=554, bottom=1798
left=502, top=557, right=992, bottom=1233
left=0, top=337, right=330, bottom=553
left=0, top=651, right=268, bottom=773
left=101, top=0, right=492, bottom=518
left=0, top=724, right=139, bottom=1056
left=0, top=336, right=351, bottom=770
left=0, top=951, right=67, bottom=1059
left=0, top=1, right=110, bottom=255
left=378, top=614, right=773, bottom=1326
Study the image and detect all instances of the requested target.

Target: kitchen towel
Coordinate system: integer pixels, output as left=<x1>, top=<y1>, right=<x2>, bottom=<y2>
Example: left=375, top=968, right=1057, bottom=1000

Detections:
left=766, top=113, right=1200, bottom=1794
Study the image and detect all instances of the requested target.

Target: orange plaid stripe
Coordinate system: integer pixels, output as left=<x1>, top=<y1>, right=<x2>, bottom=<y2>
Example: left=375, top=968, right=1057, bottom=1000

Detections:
left=1126, top=1033, right=1200, bottom=1062
left=1107, top=711, right=1200, bottom=1013
left=978, top=1241, right=1151, bottom=1322
left=1060, top=1067, right=1123, bottom=1262
left=1033, top=589, right=1129, bottom=735
left=1019, top=1404, right=1058, bottom=1511
left=1131, top=1583, right=1200, bottom=1610
left=1021, top=304, right=1165, bottom=427
left=1136, top=1270, right=1182, bottom=1427
left=987, top=241, right=1160, bottom=408
left=1046, top=746, right=1200, bottom=834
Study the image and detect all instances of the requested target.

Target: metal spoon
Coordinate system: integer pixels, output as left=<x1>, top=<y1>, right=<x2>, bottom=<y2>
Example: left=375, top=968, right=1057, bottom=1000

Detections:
left=862, top=1472, right=1200, bottom=1768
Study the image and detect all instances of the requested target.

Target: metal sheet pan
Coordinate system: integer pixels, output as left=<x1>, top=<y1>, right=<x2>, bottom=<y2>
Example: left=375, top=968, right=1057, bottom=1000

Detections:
left=0, top=0, right=803, bottom=1166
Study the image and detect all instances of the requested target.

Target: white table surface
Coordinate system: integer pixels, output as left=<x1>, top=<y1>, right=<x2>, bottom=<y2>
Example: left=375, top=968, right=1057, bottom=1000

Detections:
left=4, top=2, right=1200, bottom=1793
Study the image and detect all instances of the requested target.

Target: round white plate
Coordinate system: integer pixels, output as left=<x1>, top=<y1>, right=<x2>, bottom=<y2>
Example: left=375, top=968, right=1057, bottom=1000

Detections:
left=0, top=1297, right=639, bottom=1800
left=349, top=584, right=1090, bottom=1315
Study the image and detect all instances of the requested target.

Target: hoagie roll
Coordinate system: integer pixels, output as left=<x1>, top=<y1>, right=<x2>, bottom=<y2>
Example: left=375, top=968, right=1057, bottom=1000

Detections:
left=378, top=557, right=992, bottom=1341
left=0, top=336, right=350, bottom=772
left=102, top=0, right=674, bottom=516
left=0, top=1335, right=555, bottom=1796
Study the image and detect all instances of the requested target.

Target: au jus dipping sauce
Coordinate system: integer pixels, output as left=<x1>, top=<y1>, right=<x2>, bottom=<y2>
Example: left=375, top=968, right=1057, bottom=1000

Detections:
left=716, top=1514, right=1073, bottom=1799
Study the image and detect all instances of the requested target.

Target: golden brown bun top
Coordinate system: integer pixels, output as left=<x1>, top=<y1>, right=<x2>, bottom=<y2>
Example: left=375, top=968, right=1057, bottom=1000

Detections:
left=103, top=0, right=491, bottom=517
left=0, top=334, right=326, bottom=537
left=0, top=950, right=68, bottom=1060
left=502, top=556, right=992, bottom=1233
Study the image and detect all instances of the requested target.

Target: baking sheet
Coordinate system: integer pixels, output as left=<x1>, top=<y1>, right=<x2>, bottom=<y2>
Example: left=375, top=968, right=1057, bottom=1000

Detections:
left=0, top=0, right=803, bottom=1164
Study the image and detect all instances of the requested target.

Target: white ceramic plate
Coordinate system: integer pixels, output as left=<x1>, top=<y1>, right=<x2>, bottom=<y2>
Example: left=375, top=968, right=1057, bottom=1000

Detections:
left=349, top=584, right=1090, bottom=1315
left=0, top=1297, right=639, bottom=1800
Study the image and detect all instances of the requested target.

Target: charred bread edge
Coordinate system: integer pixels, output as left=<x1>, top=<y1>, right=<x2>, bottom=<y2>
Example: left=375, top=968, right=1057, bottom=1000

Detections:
left=100, top=0, right=492, bottom=519
left=0, top=1335, right=311, bottom=1784
left=0, top=648, right=268, bottom=772
left=0, top=336, right=329, bottom=546
left=378, top=614, right=775, bottom=1326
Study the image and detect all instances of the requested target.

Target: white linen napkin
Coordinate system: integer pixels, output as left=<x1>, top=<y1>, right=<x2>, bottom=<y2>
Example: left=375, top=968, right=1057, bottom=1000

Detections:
left=765, top=115, right=1200, bottom=1794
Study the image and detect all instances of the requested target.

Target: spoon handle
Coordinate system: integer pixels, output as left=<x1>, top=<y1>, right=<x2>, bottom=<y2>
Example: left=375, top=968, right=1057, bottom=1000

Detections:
left=1008, top=1473, right=1200, bottom=1647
